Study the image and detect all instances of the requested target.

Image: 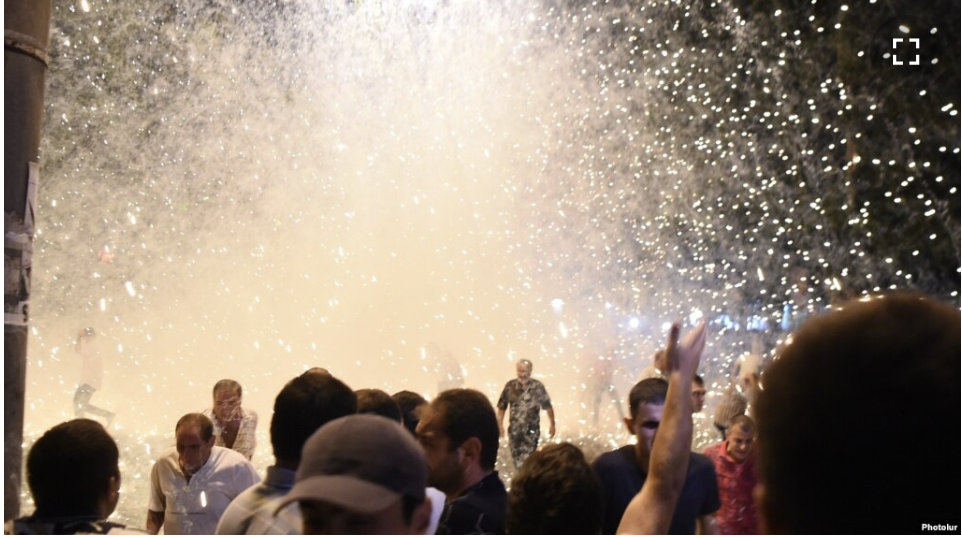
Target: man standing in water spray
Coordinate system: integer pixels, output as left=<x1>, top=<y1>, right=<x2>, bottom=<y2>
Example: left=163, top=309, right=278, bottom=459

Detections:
left=73, top=327, right=115, bottom=427
left=496, top=359, right=556, bottom=468
left=202, top=379, right=259, bottom=460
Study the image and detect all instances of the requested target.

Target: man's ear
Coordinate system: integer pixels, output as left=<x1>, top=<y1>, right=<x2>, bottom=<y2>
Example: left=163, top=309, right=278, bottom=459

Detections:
left=410, top=496, right=432, bottom=535
left=100, top=474, right=121, bottom=518
left=623, top=416, right=636, bottom=436
left=459, top=437, right=482, bottom=466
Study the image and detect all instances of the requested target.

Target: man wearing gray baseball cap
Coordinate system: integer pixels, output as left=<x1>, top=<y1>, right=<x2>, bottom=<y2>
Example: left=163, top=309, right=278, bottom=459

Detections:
left=274, top=414, right=433, bottom=534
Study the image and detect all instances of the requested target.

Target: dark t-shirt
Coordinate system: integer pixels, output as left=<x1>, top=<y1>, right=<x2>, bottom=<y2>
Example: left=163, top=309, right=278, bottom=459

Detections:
left=496, top=379, right=552, bottom=434
left=436, top=471, right=507, bottom=535
left=592, top=445, right=720, bottom=535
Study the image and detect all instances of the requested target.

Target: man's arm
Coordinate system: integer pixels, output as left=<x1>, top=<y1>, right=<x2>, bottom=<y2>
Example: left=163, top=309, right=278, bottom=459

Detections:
left=146, top=510, right=164, bottom=535
left=546, top=407, right=556, bottom=438
left=618, top=322, right=706, bottom=535
left=496, top=407, right=506, bottom=437
left=697, top=513, right=719, bottom=535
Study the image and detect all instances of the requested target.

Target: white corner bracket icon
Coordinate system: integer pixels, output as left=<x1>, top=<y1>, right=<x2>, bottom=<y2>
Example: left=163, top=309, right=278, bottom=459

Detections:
left=892, top=38, right=921, bottom=66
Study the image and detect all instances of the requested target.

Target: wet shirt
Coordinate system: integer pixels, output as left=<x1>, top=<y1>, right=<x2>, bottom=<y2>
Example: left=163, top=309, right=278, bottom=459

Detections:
left=497, top=379, right=552, bottom=433
left=149, top=446, right=260, bottom=535
left=703, top=441, right=759, bottom=535
left=592, top=445, right=720, bottom=535
left=215, top=465, right=297, bottom=535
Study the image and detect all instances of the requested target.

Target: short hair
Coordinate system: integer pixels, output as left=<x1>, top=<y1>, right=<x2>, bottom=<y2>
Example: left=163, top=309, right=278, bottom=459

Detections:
left=176, top=413, right=214, bottom=441
left=628, top=378, right=668, bottom=419
left=26, top=419, right=119, bottom=517
left=693, top=374, right=704, bottom=386
left=271, top=373, right=357, bottom=463
left=728, top=415, right=755, bottom=435
left=506, top=443, right=604, bottom=534
left=212, top=379, right=242, bottom=398
left=431, top=389, right=500, bottom=470
left=355, top=389, right=402, bottom=422
left=756, top=293, right=959, bottom=534
left=392, top=390, right=428, bottom=436
left=517, top=358, right=533, bottom=370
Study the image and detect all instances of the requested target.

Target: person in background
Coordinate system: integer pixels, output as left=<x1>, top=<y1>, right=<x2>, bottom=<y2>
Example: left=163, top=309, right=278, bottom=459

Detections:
left=355, top=388, right=403, bottom=423
left=703, top=415, right=758, bottom=534
left=496, top=358, right=555, bottom=468
left=73, top=327, right=115, bottom=426
left=393, top=390, right=428, bottom=437
left=202, top=379, right=258, bottom=460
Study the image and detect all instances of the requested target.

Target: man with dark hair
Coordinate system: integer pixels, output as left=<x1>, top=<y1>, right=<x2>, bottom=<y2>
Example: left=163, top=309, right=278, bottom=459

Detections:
left=496, top=358, right=555, bottom=467
left=703, top=415, right=758, bottom=534
left=202, top=379, right=258, bottom=460
left=393, top=390, right=428, bottom=436
left=506, top=443, right=603, bottom=534
left=147, top=413, right=259, bottom=534
left=273, top=415, right=434, bottom=534
left=417, top=388, right=507, bottom=534
left=216, top=373, right=357, bottom=534
left=692, top=374, right=706, bottom=413
left=755, top=294, right=959, bottom=534
left=593, top=377, right=720, bottom=534
left=5, top=419, right=138, bottom=534
left=355, top=388, right=403, bottom=422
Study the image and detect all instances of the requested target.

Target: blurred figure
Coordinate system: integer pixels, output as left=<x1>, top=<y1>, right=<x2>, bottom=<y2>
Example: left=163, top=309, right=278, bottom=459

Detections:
left=5, top=419, right=140, bottom=534
left=273, top=415, right=433, bottom=534
left=637, top=349, right=668, bottom=381
left=703, top=415, right=758, bottom=534
left=506, top=443, right=603, bottom=534
left=73, top=327, right=115, bottom=426
left=496, top=359, right=555, bottom=468
left=202, top=379, right=258, bottom=460
left=588, top=346, right=622, bottom=426
left=217, top=372, right=357, bottom=534
left=593, top=378, right=720, bottom=534
left=147, top=413, right=259, bottom=535
left=417, top=389, right=507, bottom=534
left=712, top=366, right=756, bottom=441
left=355, top=388, right=403, bottom=422
left=755, top=294, right=959, bottom=534
left=393, top=390, right=428, bottom=437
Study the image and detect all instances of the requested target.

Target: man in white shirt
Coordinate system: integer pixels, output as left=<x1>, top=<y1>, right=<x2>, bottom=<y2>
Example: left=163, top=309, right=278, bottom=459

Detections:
left=202, top=379, right=259, bottom=460
left=147, top=413, right=259, bottom=535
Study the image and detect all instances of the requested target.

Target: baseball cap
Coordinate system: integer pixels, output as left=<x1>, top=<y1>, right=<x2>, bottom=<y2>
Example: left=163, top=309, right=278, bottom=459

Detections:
left=275, top=414, right=427, bottom=514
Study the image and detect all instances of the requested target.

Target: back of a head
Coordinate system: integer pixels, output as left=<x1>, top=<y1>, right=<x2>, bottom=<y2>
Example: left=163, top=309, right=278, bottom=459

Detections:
left=628, top=377, right=668, bottom=418
left=756, top=293, right=959, bottom=534
left=432, top=389, right=500, bottom=470
left=271, top=373, right=358, bottom=463
left=393, top=390, right=428, bottom=436
left=506, top=443, right=603, bottom=534
left=355, top=388, right=403, bottom=422
left=27, top=419, right=119, bottom=517
left=176, top=412, right=214, bottom=440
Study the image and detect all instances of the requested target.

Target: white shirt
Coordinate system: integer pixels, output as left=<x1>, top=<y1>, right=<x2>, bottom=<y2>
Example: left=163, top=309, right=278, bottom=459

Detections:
left=149, top=446, right=260, bottom=535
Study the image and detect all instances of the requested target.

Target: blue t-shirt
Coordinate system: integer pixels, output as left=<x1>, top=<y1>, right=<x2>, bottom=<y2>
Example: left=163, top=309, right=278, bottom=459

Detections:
left=592, top=445, right=720, bottom=535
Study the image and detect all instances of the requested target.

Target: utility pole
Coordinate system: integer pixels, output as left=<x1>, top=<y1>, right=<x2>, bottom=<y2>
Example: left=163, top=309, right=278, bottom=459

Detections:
left=5, top=0, right=52, bottom=520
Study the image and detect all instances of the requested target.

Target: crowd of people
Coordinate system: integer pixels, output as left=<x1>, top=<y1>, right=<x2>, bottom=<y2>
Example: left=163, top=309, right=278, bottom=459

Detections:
left=7, top=292, right=958, bottom=535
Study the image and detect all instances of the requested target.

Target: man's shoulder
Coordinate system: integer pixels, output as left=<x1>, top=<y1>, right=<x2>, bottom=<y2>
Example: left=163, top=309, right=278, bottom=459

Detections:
left=593, top=445, right=635, bottom=467
left=210, top=446, right=257, bottom=473
left=592, top=445, right=639, bottom=481
left=702, top=442, right=725, bottom=460
left=689, top=451, right=715, bottom=471
left=242, top=407, right=258, bottom=421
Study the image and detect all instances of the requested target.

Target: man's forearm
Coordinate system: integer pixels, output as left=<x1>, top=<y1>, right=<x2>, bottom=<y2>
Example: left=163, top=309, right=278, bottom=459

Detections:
left=547, top=407, right=555, bottom=428
left=146, top=510, right=165, bottom=535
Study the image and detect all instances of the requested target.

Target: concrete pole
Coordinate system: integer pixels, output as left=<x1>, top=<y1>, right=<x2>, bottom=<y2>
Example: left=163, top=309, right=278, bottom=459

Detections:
left=5, top=0, right=52, bottom=521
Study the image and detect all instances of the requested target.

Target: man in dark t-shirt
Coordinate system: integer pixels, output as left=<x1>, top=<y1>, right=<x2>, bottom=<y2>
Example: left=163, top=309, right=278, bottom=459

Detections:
left=592, top=378, right=720, bottom=534
left=496, top=359, right=555, bottom=468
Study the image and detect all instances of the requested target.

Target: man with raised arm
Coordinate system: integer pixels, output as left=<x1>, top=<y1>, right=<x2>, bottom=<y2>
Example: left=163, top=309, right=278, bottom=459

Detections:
left=615, top=321, right=711, bottom=535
